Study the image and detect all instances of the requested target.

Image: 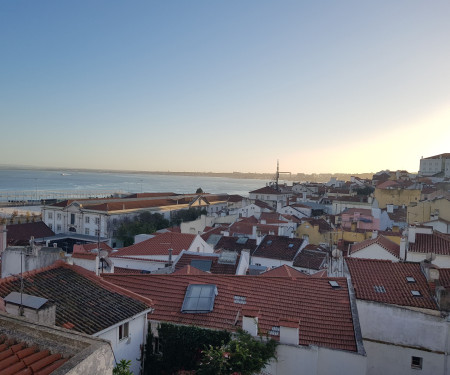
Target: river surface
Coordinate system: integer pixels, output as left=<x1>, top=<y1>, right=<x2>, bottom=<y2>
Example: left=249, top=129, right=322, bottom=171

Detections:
left=0, top=169, right=272, bottom=198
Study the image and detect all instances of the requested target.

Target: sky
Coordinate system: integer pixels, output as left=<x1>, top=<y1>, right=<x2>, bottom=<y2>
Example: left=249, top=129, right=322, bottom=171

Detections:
left=1, top=1, right=449, bottom=174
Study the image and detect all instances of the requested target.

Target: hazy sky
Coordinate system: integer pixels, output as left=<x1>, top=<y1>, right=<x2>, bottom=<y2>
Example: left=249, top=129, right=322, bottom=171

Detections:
left=1, top=1, right=449, bottom=174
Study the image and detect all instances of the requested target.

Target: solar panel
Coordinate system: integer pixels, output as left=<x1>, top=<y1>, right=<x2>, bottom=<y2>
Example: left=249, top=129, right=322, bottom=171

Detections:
left=181, top=284, right=217, bottom=313
left=218, top=251, right=238, bottom=265
left=4, top=292, right=48, bottom=310
left=190, top=259, right=212, bottom=272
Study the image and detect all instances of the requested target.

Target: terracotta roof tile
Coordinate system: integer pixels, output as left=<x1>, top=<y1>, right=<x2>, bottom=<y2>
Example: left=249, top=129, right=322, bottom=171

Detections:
left=249, top=186, right=285, bottom=195
left=293, top=250, right=327, bottom=270
left=5, top=222, right=54, bottom=246
left=174, top=253, right=239, bottom=275
left=409, top=232, right=450, bottom=255
left=102, top=273, right=358, bottom=353
left=214, top=236, right=257, bottom=253
left=260, top=265, right=307, bottom=278
left=113, top=232, right=197, bottom=257
left=346, top=258, right=437, bottom=310
left=0, top=335, right=67, bottom=375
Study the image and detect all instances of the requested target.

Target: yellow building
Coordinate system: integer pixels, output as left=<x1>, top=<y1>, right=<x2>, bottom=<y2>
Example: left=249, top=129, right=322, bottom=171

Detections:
left=374, top=183, right=421, bottom=209
left=296, top=218, right=332, bottom=245
left=407, top=198, right=450, bottom=224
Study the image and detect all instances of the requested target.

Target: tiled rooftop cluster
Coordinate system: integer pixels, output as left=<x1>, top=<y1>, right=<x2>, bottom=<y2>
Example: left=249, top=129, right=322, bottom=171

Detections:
left=409, top=232, right=450, bottom=255
left=102, top=273, right=358, bottom=352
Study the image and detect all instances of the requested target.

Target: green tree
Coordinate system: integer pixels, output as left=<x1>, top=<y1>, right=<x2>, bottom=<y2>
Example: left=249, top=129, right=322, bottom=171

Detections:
left=113, top=359, right=133, bottom=375
left=196, top=187, right=204, bottom=194
left=197, top=330, right=277, bottom=375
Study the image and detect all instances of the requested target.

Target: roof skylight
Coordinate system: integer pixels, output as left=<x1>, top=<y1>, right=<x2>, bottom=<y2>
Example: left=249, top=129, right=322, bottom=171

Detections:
left=328, top=280, right=340, bottom=289
left=181, top=284, right=217, bottom=313
left=374, top=285, right=386, bottom=293
left=411, top=290, right=422, bottom=297
left=406, top=277, right=416, bottom=283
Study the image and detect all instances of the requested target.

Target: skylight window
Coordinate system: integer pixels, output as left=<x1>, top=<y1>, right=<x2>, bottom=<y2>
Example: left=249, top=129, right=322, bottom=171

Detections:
left=218, top=251, right=238, bottom=265
left=181, top=284, right=217, bottom=313
left=190, top=259, right=212, bottom=272
left=288, top=243, right=294, bottom=248
left=374, top=285, right=386, bottom=293
left=328, top=280, right=340, bottom=289
left=266, top=240, right=273, bottom=245
left=411, top=290, right=422, bottom=297
left=233, top=295, right=247, bottom=305
left=406, top=277, right=416, bottom=283
left=269, top=326, right=280, bottom=336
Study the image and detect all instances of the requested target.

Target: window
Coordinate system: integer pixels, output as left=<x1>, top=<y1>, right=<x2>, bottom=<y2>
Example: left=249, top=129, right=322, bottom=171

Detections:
left=411, top=290, right=422, bottom=297
left=411, top=356, right=422, bottom=369
left=70, top=214, right=75, bottom=225
left=329, top=280, right=340, bottom=289
left=85, top=228, right=90, bottom=235
left=119, top=322, right=129, bottom=341
left=48, top=224, right=53, bottom=230
left=233, top=295, right=247, bottom=305
left=95, top=229, right=100, bottom=236
left=48, top=212, right=53, bottom=219
left=57, top=213, right=61, bottom=220
left=56, top=224, right=61, bottom=231
left=181, top=284, right=217, bottom=313
left=374, top=285, right=386, bottom=293
left=95, top=217, right=100, bottom=225
left=85, top=216, right=90, bottom=224
left=406, top=277, right=416, bottom=283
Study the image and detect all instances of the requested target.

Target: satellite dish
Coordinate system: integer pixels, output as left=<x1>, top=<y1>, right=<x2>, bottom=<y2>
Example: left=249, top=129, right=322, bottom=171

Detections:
left=332, top=249, right=342, bottom=259
left=99, top=250, right=109, bottom=258
left=425, top=252, right=436, bottom=261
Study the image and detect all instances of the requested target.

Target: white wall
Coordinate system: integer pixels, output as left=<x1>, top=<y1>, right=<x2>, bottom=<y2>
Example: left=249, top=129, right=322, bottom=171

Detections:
left=95, top=312, right=149, bottom=375
left=251, top=256, right=293, bottom=268
left=112, top=257, right=167, bottom=272
left=264, top=344, right=367, bottom=375
left=364, top=339, right=448, bottom=375
left=180, top=215, right=214, bottom=234
left=349, top=245, right=399, bottom=262
left=407, top=252, right=450, bottom=268
left=71, top=256, right=99, bottom=274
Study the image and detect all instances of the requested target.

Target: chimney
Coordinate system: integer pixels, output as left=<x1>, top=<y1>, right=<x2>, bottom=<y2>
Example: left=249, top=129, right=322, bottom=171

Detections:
left=242, top=308, right=259, bottom=336
left=279, top=318, right=299, bottom=345
left=371, top=230, right=378, bottom=239
left=400, top=236, right=407, bottom=260
left=168, top=248, right=173, bottom=265
left=4, top=292, right=56, bottom=326
left=408, top=226, right=417, bottom=243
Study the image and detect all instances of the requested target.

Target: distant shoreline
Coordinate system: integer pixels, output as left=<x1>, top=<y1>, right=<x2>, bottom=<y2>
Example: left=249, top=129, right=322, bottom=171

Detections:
left=0, top=165, right=375, bottom=183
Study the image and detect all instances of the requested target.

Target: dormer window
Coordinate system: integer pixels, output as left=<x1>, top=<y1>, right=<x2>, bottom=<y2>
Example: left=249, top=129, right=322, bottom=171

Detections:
left=181, top=284, right=217, bottom=313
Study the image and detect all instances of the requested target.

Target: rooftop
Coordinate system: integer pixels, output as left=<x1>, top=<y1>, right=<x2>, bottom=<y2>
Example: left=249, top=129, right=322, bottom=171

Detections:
left=0, top=262, right=152, bottom=335
left=349, top=236, right=400, bottom=259
left=252, top=235, right=304, bottom=261
left=346, top=258, right=437, bottom=310
left=102, top=273, right=359, bottom=353
left=409, top=232, right=450, bottom=255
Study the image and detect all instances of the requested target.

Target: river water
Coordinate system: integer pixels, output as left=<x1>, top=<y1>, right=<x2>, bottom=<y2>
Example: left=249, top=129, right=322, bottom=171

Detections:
left=0, top=169, right=270, bottom=198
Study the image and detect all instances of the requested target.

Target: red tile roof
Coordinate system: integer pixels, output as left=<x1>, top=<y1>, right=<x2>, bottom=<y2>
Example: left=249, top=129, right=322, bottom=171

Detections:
left=253, top=200, right=275, bottom=211
left=346, top=258, right=438, bottom=310
left=5, top=222, right=54, bottom=246
left=113, top=267, right=143, bottom=274
left=349, top=236, right=400, bottom=258
left=252, top=235, right=304, bottom=261
left=0, top=261, right=152, bottom=335
left=73, top=242, right=113, bottom=254
left=174, top=253, right=239, bottom=275
left=112, top=232, right=197, bottom=257
left=0, top=334, right=68, bottom=375
left=102, top=273, right=358, bottom=352
left=71, top=253, right=97, bottom=260
left=409, top=232, right=450, bottom=255
left=172, top=265, right=208, bottom=275
left=260, top=265, right=307, bottom=278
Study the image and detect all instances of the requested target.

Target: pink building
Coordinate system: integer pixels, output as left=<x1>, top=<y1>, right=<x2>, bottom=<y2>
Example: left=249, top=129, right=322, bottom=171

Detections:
left=340, top=208, right=380, bottom=231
